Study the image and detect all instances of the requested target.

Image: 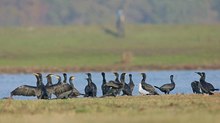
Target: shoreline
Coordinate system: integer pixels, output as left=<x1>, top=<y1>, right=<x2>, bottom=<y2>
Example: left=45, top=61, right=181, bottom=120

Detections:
left=0, top=64, right=220, bottom=73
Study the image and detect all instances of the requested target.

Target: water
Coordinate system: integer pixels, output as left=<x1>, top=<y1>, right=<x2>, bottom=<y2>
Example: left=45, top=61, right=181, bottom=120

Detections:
left=0, top=70, right=220, bottom=100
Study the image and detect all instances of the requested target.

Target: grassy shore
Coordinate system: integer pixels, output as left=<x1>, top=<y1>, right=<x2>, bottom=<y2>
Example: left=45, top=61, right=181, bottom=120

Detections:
left=0, top=94, right=220, bottom=123
left=0, top=24, right=220, bottom=72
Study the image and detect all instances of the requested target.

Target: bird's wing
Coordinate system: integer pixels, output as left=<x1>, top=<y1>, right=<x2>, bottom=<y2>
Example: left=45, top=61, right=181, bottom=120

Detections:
left=54, top=83, right=72, bottom=95
left=11, top=85, right=37, bottom=96
left=142, top=83, right=156, bottom=92
left=160, top=83, right=172, bottom=89
left=139, top=83, right=150, bottom=95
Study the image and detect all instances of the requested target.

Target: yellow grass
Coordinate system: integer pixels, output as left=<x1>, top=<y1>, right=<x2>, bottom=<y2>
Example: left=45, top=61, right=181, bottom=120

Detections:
left=0, top=94, right=220, bottom=123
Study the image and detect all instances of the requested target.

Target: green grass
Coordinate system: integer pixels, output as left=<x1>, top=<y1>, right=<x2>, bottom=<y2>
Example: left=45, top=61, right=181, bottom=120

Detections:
left=0, top=95, right=220, bottom=123
left=0, top=24, right=220, bottom=68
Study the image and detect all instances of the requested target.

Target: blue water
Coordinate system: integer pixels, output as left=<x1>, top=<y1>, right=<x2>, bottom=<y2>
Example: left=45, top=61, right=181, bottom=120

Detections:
left=0, top=70, right=220, bottom=100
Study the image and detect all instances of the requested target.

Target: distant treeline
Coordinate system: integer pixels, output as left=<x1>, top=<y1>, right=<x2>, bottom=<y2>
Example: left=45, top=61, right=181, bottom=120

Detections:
left=1, top=0, right=220, bottom=26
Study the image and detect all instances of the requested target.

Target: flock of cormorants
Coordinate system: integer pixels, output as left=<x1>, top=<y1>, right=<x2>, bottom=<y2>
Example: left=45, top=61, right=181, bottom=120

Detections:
left=9, top=72, right=219, bottom=99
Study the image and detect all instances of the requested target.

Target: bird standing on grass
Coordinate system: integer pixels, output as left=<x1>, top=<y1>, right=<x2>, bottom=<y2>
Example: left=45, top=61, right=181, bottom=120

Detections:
left=10, top=73, right=48, bottom=99
left=68, top=76, right=84, bottom=98
left=128, top=74, right=135, bottom=94
left=154, top=75, right=175, bottom=94
left=46, top=75, right=73, bottom=99
left=46, top=74, right=54, bottom=99
left=120, top=73, right=132, bottom=96
left=191, top=81, right=201, bottom=94
left=84, top=73, right=97, bottom=97
left=103, top=72, right=123, bottom=97
left=139, top=73, right=159, bottom=95
left=196, top=72, right=219, bottom=95
left=101, top=72, right=110, bottom=96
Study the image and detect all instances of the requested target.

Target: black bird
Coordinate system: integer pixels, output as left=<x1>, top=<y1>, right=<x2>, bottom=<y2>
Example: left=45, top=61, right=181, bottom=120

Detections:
left=113, top=72, right=121, bottom=95
left=120, top=73, right=132, bottom=96
left=84, top=78, right=97, bottom=97
left=128, top=74, right=135, bottom=94
left=104, top=72, right=123, bottom=97
left=11, top=73, right=48, bottom=99
left=196, top=72, right=219, bottom=95
left=46, top=75, right=73, bottom=99
left=68, top=76, right=84, bottom=98
left=191, top=81, right=201, bottom=94
left=63, top=73, right=67, bottom=83
left=84, top=73, right=97, bottom=97
left=101, top=72, right=110, bottom=96
left=35, top=73, right=49, bottom=99
left=46, top=74, right=54, bottom=99
left=154, top=75, right=175, bottom=94
left=201, top=72, right=219, bottom=92
left=140, top=73, right=159, bottom=95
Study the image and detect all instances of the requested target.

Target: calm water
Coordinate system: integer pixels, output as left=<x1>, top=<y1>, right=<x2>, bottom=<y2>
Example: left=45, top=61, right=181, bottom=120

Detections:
left=0, top=70, right=220, bottom=100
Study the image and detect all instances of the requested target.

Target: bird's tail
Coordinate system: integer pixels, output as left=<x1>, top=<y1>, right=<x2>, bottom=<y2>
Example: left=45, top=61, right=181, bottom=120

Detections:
left=215, top=88, right=219, bottom=91
left=79, top=93, right=85, bottom=96
left=211, top=88, right=219, bottom=91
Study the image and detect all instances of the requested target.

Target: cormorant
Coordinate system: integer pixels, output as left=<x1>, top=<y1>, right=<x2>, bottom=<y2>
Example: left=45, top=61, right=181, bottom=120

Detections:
left=120, top=73, right=132, bottom=96
left=154, top=75, right=175, bottom=94
left=101, top=72, right=110, bottom=96
left=68, top=76, right=84, bottom=98
left=128, top=74, right=135, bottom=94
left=46, top=74, right=54, bottom=99
left=201, top=72, right=219, bottom=92
left=84, top=73, right=97, bottom=97
left=138, top=83, right=150, bottom=95
left=113, top=72, right=121, bottom=95
left=36, top=73, right=49, bottom=99
left=84, top=78, right=97, bottom=97
left=46, top=75, right=73, bottom=99
left=63, top=73, right=67, bottom=83
left=10, top=73, right=49, bottom=99
left=191, top=81, right=201, bottom=94
left=196, top=72, right=219, bottom=95
left=140, top=73, right=159, bottom=95
left=104, top=72, right=123, bottom=97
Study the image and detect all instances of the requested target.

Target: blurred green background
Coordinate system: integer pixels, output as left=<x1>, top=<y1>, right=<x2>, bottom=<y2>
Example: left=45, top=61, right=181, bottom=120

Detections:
left=0, top=0, right=220, bottom=70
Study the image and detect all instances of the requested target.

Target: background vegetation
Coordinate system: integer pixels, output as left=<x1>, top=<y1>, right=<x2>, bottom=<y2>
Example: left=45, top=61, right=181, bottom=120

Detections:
left=0, top=25, right=220, bottom=71
left=0, top=0, right=219, bottom=26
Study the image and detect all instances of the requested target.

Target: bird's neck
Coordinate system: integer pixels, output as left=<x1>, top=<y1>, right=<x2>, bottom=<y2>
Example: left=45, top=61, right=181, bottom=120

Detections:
left=141, top=75, right=146, bottom=84
left=200, top=76, right=206, bottom=83
left=115, top=76, right=119, bottom=83
left=120, top=76, right=125, bottom=84
left=69, top=79, right=74, bottom=87
left=129, top=76, right=133, bottom=83
left=63, top=76, right=67, bottom=83
left=47, top=78, right=52, bottom=85
left=57, top=78, right=62, bottom=84
left=101, top=74, right=106, bottom=84
left=102, top=77, right=106, bottom=84
left=170, top=77, right=175, bottom=84
left=88, top=78, right=92, bottom=85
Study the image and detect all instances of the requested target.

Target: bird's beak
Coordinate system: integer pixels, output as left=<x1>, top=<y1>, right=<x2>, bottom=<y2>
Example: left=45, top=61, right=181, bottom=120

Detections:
left=71, top=76, right=75, bottom=80
left=33, top=73, right=38, bottom=76
left=195, top=72, right=200, bottom=75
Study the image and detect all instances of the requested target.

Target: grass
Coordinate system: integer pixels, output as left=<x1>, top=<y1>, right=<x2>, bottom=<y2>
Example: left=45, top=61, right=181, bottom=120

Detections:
left=0, top=24, right=220, bottom=70
left=0, top=94, right=220, bottom=123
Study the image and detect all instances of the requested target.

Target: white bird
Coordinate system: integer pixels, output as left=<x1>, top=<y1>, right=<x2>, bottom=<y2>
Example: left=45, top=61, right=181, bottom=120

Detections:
left=138, top=83, right=150, bottom=95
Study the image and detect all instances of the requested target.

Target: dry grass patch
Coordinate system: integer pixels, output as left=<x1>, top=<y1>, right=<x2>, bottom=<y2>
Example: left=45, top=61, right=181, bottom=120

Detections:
left=0, top=94, right=220, bottom=123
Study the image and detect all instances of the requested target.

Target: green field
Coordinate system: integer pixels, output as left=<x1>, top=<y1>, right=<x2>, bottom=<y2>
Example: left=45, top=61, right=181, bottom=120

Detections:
left=0, top=25, right=220, bottom=70
left=0, top=95, right=220, bottom=123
